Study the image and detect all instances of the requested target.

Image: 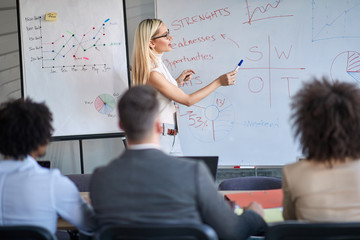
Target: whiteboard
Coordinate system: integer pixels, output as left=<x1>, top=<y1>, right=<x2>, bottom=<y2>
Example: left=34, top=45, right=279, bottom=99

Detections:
left=156, top=0, right=360, bottom=166
left=18, top=0, right=129, bottom=138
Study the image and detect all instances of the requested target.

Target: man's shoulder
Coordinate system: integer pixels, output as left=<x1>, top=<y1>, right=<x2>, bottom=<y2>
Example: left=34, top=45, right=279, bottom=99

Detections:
left=124, top=148, right=196, bottom=164
left=93, top=149, right=202, bottom=175
left=126, top=148, right=167, bottom=157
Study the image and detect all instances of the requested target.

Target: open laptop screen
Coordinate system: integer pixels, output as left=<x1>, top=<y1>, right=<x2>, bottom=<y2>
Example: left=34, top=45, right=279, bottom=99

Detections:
left=179, top=156, right=219, bottom=181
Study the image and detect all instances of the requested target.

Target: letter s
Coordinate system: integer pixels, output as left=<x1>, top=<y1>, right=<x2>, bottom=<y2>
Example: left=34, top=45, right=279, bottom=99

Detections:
left=171, top=19, right=181, bottom=31
left=223, top=7, right=231, bottom=16
left=247, top=46, right=263, bottom=62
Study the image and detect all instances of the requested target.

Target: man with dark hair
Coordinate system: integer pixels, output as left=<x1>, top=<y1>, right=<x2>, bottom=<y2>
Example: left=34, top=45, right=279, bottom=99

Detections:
left=90, top=85, right=267, bottom=240
left=0, top=98, right=96, bottom=235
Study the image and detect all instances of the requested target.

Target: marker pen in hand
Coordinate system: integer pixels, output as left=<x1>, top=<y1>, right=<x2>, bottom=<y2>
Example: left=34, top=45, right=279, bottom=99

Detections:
left=234, top=59, right=243, bottom=71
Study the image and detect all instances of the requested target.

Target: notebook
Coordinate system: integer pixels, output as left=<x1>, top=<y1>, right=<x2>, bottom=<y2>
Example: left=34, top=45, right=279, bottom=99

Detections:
left=179, top=156, right=219, bottom=180
left=225, top=189, right=284, bottom=222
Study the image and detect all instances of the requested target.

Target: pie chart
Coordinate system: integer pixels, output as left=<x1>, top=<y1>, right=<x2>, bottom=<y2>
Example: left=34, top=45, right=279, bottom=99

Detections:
left=330, top=51, right=360, bottom=83
left=180, top=92, right=235, bottom=143
left=94, top=94, right=116, bottom=115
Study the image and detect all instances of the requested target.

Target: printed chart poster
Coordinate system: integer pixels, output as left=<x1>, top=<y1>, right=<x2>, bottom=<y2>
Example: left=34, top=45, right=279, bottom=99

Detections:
left=18, top=0, right=129, bottom=137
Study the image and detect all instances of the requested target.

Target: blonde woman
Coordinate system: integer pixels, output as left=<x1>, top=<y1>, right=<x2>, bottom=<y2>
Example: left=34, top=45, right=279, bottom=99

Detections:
left=132, top=19, right=237, bottom=155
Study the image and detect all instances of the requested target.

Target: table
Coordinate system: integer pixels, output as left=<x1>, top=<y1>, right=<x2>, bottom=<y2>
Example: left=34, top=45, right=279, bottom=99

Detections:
left=57, top=192, right=89, bottom=230
left=57, top=190, right=283, bottom=230
left=222, top=189, right=283, bottom=223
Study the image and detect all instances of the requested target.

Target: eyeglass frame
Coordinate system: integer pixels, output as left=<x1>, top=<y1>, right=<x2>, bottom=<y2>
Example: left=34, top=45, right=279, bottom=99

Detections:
left=151, top=29, right=171, bottom=40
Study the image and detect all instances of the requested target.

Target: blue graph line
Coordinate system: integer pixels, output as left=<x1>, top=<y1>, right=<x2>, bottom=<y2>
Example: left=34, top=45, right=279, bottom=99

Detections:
left=94, top=20, right=109, bottom=39
left=312, top=0, right=360, bottom=42
left=47, top=19, right=110, bottom=60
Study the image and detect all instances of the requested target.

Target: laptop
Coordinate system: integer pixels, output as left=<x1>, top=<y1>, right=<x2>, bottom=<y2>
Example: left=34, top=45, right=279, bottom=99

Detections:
left=37, top=160, right=51, bottom=168
left=179, top=156, right=219, bottom=180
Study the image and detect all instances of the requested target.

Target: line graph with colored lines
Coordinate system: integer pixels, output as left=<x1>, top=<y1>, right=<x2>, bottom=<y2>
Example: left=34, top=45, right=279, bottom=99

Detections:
left=39, top=17, right=121, bottom=69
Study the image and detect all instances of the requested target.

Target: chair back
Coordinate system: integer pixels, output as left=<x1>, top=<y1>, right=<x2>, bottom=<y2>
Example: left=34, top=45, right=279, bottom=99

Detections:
left=94, top=224, right=218, bottom=240
left=265, top=222, right=360, bottom=240
left=0, top=225, right=57, bottom=240
left=65, top=174, right=92, bottom=192
left=218, top=176, right=282, bottom=191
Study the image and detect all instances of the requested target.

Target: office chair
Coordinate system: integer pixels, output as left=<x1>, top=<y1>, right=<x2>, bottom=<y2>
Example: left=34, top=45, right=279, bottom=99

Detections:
left=0, top=225, right=57, bottom=240
left=265, top=221, right=360, bottom=240
left=94, top=224, right=218, bottom=240
left=218, top=176, right=282, bottom=191
left=65, top=174, right=92, bottom=192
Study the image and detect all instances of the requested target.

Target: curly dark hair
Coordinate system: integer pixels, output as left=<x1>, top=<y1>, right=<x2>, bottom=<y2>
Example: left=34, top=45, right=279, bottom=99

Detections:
left=291, top=77, right=360, bottom=162
left=0, top=98, right=54, bottom=159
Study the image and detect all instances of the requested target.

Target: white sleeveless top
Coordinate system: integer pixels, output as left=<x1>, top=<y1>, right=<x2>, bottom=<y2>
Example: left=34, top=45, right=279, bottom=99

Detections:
left=151, top=54, right=177, bottom=125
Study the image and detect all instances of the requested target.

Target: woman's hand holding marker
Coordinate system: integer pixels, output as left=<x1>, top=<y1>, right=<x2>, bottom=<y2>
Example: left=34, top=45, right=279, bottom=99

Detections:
left=226, top=59, right=243, bottom=86
left=217, top=70, right=238, bottom=86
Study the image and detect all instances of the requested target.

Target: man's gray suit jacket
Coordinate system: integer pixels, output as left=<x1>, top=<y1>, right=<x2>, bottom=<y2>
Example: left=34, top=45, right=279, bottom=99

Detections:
left=90, top=148, right=267, bottom=240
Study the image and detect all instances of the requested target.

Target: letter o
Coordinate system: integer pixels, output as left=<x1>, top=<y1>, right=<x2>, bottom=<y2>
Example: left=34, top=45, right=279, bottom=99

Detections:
left=248, top=76, right=264, bottom=93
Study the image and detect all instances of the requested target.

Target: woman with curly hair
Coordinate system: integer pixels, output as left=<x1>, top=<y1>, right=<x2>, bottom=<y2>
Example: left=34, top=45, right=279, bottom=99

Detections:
left=282, top=77, right=360, bottom=221
left=0, top=99, right=95, bottom=235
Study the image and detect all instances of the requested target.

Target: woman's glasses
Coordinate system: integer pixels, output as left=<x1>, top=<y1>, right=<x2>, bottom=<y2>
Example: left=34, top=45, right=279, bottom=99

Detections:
left=151, top=29, right=171, bottom=40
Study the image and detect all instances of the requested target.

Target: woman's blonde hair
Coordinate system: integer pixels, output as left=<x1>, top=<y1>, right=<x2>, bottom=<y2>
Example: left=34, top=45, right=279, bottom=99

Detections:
left=132, top=19, right=163, bottom=86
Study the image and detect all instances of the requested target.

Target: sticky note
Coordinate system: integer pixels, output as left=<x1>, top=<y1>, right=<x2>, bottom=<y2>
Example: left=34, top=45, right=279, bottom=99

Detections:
left=45, top=12, right=57, bottom=21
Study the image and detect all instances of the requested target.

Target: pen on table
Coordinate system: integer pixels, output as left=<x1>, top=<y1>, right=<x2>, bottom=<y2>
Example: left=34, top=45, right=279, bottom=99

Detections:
left=234, top=59, right=243, bottom=71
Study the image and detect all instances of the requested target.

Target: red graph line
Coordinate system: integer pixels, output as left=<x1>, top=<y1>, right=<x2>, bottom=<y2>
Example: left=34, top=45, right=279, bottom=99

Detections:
left=84, top=27, right=95, bottom=36
left=73, top=35, right=84, bottom=57
left=244, top=0, right=293, bottom=25
left=242, top=15, right=293, bottom=24
left=43, top=35, right=63, bottom=45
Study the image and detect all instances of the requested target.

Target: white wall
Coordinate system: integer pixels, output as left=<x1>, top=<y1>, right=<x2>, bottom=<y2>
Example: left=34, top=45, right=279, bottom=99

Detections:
left=0, top=0, right=155, bottom=174
left=125, top=0, right=155, bottom=64
left=0, top=0, right=21, bottom=103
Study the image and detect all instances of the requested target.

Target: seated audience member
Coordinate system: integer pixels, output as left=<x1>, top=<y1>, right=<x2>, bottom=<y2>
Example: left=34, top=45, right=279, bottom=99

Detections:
left=90, top=85, right=267, bottom=240
left=283, top=77, right=360, bottom=221
left=0, top=99, right=96, bottom=235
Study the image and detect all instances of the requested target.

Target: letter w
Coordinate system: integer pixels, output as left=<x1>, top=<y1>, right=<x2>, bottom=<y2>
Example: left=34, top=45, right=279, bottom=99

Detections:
left=275, top=45, right=292, bottom=60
